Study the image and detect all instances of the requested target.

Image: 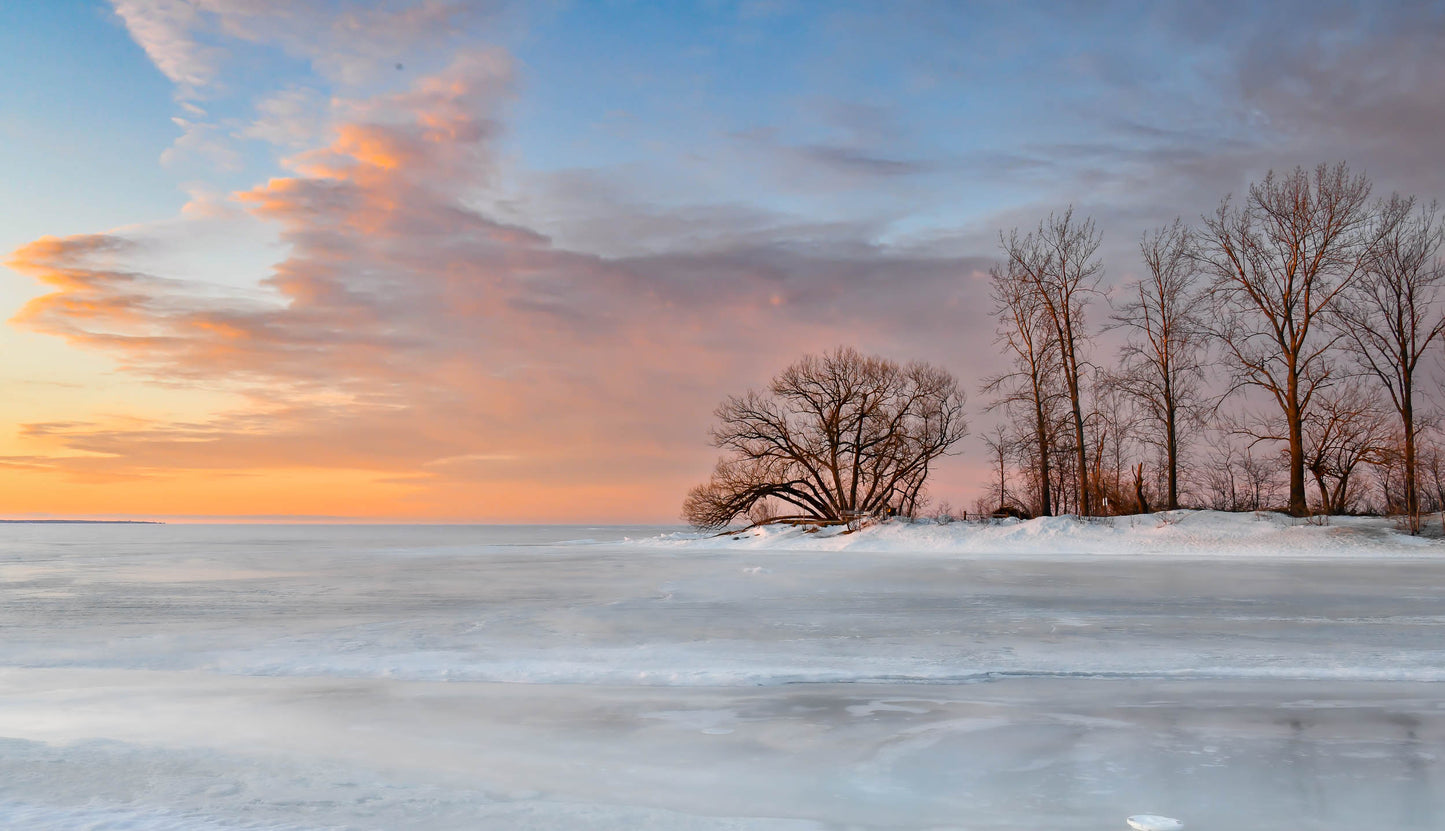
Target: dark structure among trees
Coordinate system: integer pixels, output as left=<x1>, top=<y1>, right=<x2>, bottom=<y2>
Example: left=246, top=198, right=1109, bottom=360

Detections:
left=683, top=348, right=968, bottom=530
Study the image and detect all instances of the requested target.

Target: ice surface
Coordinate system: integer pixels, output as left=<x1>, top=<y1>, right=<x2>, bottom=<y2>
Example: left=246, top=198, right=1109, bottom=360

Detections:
left=1, top=517, right=1443, bottom=829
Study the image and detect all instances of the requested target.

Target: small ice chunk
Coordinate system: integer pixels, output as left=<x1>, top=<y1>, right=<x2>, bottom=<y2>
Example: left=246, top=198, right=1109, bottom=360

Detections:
left=1127, top=815, right=1183, bottom=831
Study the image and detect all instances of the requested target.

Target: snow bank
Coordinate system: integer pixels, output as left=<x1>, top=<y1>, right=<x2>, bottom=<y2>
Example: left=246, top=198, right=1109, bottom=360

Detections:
left=646, top=510, right=1443, bottom=558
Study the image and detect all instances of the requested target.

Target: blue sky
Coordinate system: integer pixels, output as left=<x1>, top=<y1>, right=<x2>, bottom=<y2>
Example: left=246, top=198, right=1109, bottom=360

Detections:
left=8, top=2, right=1436, bottom=262
left=1, top=1, right=1442, bottom=519
left=0, top=2, right=1291, bottom=258
left=0, top=3, right=177, bottom=245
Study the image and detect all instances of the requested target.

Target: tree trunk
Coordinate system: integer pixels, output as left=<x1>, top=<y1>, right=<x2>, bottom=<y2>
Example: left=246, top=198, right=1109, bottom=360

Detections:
left=1311, top=467, right=1331, bottom=515
left=996, top=443, right=1008, bottom=510
left=1134, top=462, right=1150, bottom=514
left=1403, top=395, right=1419, bottom=533
left=1067, top=369, right=1089, bottom=516
left=1164, top=400, right=1180, bottom=510
left=1331, top=472, right=1350, bottom=515
left=1287, top=373, right=1308, bottom=516
left=1033, top=386, right=1053, bottom=517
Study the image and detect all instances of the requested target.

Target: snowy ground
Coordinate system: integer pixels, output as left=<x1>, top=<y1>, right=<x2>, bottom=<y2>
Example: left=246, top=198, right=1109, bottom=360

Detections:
left=652, top=509, right=1444, bottom=559
left=0, top=515, right=1442, bottom=829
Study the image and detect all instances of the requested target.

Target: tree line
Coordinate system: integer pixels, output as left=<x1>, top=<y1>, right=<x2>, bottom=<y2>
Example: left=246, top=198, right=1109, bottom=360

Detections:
left=685, top=163, right=1445, bottom=532
left=986, top=163, right=1445, bottom=530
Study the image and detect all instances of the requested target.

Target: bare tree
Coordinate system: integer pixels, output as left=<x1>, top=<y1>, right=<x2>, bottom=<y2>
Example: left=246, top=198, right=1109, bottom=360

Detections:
left=1369, top=436, right=1408, bottom=517
left=1087, top=380, right=1144, bottom=514
left=983, top=260, right=1061, bottom=516
left=1109, top=219, right=1208, bottom=509
left=1333, top=195, right=1445, bottom=531
left=1000, top=207, right=1104, bottom=514
left=1197, top=163, right=1375, bottom=516
left=683, top=347, right=969, bottom=530
left=1201, top=434, right=1285, bottom=512
left=1201, top=440, right=1242, bottom=511
left=1422, top=440, right=1445, bottom=532
left=1299, top=382, right=1392, bottom=514
left=1239, top=451, right=1286, bottom=511
left=979, top=423, right=1016, bottom=514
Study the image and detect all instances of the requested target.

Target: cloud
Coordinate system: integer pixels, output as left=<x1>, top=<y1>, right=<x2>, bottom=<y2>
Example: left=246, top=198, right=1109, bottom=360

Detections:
left=110, top=1, right=510, bottom=182
left=242, top=86, right=333, bottom=147
left=9, top=52, right=999, bottom=517
left=18, top=0, right=1445, bottom=519
left=790, top=143, right=930, bottom=178
left=728, top=112, right=934, bottom=192
left=162, top=113, right=244, bottom=170
left=110, top=0, right=507, bottom=95
left=1225, top=1, right=1445, bottom=195
left=110, top=0, right=224, bottom=94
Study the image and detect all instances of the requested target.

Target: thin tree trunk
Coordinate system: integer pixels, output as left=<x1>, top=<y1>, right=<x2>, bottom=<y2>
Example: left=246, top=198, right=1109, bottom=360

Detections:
left=1331, top=472, right=1350, bottom=515
left=1034, top=395, right=1053, bottom=516
left=1134, top=462, right=1150, bottom=514
left=1066, top=365, right=1089, bottom=515
left=1287, top=372, right=1308, bottom=516
left=1311, top=467, right=1331, bottom=514
left=1164, top=401, right=1180, bottom=510
left=996, top=443, right=1007, bottom=510
left=1403, top=385, right=1419, bottom=532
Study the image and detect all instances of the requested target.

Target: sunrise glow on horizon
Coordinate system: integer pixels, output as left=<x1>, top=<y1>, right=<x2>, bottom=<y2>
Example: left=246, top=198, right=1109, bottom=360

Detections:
left=2, top=1, right=1442, bottom=522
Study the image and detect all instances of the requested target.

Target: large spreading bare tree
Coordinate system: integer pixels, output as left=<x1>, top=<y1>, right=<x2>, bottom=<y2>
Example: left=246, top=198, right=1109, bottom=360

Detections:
left=1108, top=219, right=1207, bottom=509
left=983, top=260, right=1061, bottom=516
left=683, top=347, right=968, bottom=530
left=1000, top=208, right=1103, bottom=515
left=1197, top=163, right=1375, bottom=516
left=1333, top=195, right=1445, bottom=531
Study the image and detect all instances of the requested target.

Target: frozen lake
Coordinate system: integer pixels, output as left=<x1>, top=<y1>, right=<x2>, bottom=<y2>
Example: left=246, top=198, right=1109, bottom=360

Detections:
left=0, top=522, right=1442, bottom=829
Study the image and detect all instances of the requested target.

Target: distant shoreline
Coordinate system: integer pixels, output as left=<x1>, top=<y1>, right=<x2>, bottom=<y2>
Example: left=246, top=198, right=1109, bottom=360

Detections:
left=0, top=519, right=165, bottom=525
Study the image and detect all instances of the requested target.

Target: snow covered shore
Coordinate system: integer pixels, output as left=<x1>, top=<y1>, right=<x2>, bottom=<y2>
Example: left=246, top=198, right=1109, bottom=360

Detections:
left=649, top=510, right=1443, bottom=558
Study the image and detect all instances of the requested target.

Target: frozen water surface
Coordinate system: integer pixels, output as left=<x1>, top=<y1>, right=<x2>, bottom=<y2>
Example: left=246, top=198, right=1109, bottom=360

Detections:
left=1, top=518, right=1442, bottom=829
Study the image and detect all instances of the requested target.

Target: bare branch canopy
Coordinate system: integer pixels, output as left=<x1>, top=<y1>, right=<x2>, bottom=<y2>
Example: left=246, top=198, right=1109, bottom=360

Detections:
left=683, top=348, right=969, bottom=530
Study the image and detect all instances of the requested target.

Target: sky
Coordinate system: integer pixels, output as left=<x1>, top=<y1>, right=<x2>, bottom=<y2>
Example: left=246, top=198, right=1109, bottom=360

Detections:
left=0, top=0, right=1443, bottom=522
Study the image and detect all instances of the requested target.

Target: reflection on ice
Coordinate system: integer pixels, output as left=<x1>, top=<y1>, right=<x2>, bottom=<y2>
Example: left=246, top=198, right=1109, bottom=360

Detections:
left=0, top=521, right=1441, bottom=829
left=1128, top=815, right=1183, bottom=831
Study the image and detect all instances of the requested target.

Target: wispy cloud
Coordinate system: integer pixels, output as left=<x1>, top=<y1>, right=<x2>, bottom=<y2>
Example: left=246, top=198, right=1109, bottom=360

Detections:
left=110, top=0, right=223, bottom=95
left=111, top=0, right=506, bottom=94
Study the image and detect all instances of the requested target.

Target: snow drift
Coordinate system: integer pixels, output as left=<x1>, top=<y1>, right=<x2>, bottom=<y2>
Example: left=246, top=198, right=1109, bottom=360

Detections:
left=647, top=510, right=1443, bottom=558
